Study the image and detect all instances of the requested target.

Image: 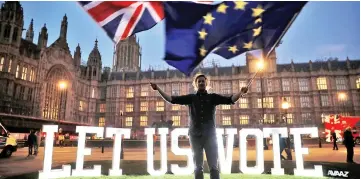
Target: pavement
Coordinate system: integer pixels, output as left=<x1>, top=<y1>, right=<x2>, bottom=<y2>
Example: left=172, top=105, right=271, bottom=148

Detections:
left=0, top=144, right=359, bottom=179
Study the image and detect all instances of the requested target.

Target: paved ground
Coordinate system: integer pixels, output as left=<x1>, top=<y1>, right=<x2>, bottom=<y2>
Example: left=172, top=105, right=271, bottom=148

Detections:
left=0, top=144, right=359, bottom=178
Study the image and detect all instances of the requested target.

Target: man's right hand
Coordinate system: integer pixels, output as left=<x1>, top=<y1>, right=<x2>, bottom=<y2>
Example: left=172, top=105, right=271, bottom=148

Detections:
left=150, top=83, right=158, bottom=90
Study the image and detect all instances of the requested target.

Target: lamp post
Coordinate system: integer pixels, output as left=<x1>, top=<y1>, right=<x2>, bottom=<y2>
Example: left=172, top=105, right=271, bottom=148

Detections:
left=338, top=92, right=347, bottom=115
left=281, top=97, right=292, bottom=160
left=256, top=59, right=268, bottom=150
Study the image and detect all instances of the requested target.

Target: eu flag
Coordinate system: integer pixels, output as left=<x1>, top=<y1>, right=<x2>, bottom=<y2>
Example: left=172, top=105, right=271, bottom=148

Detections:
left=163, top=1, right=307, bottom=76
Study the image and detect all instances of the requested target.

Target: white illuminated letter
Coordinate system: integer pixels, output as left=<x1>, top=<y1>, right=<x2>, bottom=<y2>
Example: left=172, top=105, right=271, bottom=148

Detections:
left=170, top=128, right=194, bottom=175
left=106, top=128, right=131, bottom=176
left=263, top=127, right=288, bottom=175
left=72, top=126, right=104, bottom=177
left=290, top=127, right=323, bottom=177
left=145, top=128, right=168, bottom=176
left=239, top=128, right=264, bottom=175
left=39, top=125, right=71, bottom=179
left=216, top=128, right=237, bottom=174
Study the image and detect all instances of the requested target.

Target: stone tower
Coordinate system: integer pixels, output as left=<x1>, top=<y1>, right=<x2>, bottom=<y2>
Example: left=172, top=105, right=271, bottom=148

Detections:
left=0, top=1, right=24, bottom=47
left=86, top=39, right=102, bottom=81
left=113, top=35, right=141, bottom=72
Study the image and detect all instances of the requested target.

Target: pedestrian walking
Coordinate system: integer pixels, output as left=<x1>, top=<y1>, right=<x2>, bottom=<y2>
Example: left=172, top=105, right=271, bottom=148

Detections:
left=34, top=130, right=41, bottom=156
left=151, top=73, right=248, bottom=179
left=332, top=131, right=338, bottom=150
left=27, top=130, right=37, bottom=157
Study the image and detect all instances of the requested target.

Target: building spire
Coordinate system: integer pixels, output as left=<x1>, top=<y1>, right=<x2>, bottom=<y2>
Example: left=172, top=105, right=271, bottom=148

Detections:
left=25, top=18, right=34, bottom=42
left=60, top=14, right=68, bottom=40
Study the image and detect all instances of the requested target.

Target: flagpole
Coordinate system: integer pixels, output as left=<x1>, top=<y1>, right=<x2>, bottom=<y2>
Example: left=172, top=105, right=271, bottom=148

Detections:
left=244, top=11, right=302, bottom=89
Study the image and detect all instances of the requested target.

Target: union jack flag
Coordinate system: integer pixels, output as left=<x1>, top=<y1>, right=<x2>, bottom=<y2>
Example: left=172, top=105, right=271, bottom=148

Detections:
left=78, top=1, right=164, bottom=43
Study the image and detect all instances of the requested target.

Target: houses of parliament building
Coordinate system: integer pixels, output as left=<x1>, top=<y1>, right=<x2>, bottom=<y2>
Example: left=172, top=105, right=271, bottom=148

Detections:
left=0, top=2, right=359, bottom=136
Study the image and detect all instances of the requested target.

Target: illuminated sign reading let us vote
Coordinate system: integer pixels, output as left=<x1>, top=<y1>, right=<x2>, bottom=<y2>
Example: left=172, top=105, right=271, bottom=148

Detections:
left=38, top=126, right=324, bottom=179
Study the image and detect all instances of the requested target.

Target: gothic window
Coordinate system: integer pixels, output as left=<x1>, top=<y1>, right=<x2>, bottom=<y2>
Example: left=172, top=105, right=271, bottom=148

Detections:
left=172, top=116, right=181, bottom=126
left=140, top=101, right=148, bottom=111
left=222, top=116, right=232, bottom=126
left=98, top=117, right=105, bottom=127
left=12, top=27, right=18, bottom=41
left=8, top=59, right=12, bottom=73
left=125, top=117, right=133, bottom=127
left=4, top=25, right=10, bottom=39
left=317, top=77, right=327, bottom=90
left=239, top=115, right=249, bottom=125
left=140, top=116, right=148, bottom=126
left=0, top=57, right=4, bottom=71
left=27, top=88, right=33, bottom=101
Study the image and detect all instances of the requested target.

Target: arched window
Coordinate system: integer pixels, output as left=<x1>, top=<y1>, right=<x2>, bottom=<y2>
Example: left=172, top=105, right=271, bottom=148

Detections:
left=4, top=25, right=11, bottom=39
left=12, top=27, right=18, bottom=41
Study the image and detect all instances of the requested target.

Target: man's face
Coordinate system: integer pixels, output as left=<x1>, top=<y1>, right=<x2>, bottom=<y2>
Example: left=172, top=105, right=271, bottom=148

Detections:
left=196, top=76, right=207, bottom=91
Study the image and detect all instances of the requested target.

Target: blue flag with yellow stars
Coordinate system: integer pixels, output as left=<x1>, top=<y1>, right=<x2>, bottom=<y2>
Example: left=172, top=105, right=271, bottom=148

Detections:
left=163, top=1, right=307, bottom=76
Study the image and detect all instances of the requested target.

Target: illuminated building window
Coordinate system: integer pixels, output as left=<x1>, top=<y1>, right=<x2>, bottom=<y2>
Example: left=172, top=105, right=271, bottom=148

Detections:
left=336, top=77, right=347, bottom=90
left=282, top=97, right=291, bottom=108
left=222, top=116, right=232, bottom=126
left=286, top=113, right=293, bottom=124
left=221, top=81, right=231, bottom=94
left=356, top=78, right=360, bottom=89
left=21, top=67, right=27, bottom=80
left=140, top=101, right=148, bottom=111
left=172, top=105, right=180, bottom=111
left=98, top=117, right=105, bottom=127
left=298, top=78, right=309, bottom=91
left=8, top=59, right=12, bottom=73
left=321, top=95, right=329, bottom=107
left=300, top=96, right=310, bottom=108
left=79, top=101, right=84, bottom=111
left=125, top=117, right=133, bottom=127
left=282, top=79, right=290, bottom=91
left=126, top=87, right=134, bottom=98
left=239, top=115, right=249, bottom=125
left=156, top=101, right=164, bottom=111
left=257, top=97, right=274, bottom=108
left=99, top=104, right=106, bottom=113
left=221, top=105, right=231, bottom=110
left=140, top=116, right=148, bottom=126
left=172, top=116, right=180, bottom=126
left=16, top=65, right=19, bottom=78
left=238, top=98, right=248, bottom=108
left=141, top=85, right=149, bottom=96
left=317, top=77, right=327, bottom=90
left=0, top=57, right=3, bottom=71
left=29, top=68, right=35, bottom=82
left=126, top=103, right=133, bottom=112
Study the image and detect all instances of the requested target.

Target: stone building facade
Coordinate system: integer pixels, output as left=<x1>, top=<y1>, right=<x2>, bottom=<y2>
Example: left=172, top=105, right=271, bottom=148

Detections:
left=0, top=2, right=359, bottom=137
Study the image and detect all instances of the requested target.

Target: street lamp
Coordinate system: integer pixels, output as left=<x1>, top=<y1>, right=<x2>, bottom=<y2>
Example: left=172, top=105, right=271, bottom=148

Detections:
left=281, top=97, right=292, bottom=160
left=257, top=59, right=268, bottom=150
left=338, top=92, right=347, bottom=115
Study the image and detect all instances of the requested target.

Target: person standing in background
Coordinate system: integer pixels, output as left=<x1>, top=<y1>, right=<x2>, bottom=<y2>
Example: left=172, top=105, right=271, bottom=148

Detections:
left=27, top=130, right=36, bottom=157
left=343, top=127, right=355, bottom=163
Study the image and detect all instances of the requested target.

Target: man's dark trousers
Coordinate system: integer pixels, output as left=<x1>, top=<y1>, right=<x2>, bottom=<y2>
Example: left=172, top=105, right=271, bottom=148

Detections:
left=189, top=133, right=219, bottom=179
left=347, top=146, right=354, bottom=162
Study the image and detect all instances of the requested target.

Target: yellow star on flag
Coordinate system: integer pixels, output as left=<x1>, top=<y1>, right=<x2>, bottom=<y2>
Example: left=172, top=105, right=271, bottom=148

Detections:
left=253, top=26, right=262, bottom=37
left=216, top=3, right=228, bottom=14
left=199, top=46, right=207, bottom=56
left=243, top=41, right=253, bottom=49
left=252, top=5, right=265, bottom=17
left=203, top=13, right=215, bottom=25
left=198, top=29, right=208, bottom=40
left=228, top=45, right=238, bottom=54
left=234, top=1, right=248, bottom=10
left=255, top=18, right=262, bottom=24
